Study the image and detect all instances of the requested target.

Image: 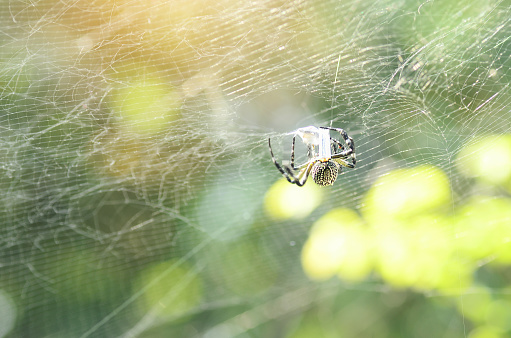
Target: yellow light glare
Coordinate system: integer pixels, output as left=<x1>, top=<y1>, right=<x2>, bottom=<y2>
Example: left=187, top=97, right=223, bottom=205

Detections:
left=302, top=208, right=371, bottom=281
left=310, top=208, right=363, bottom=231
left=467, top=325, right=504, bottom=338
left=373, top=218, right=462, bottom=290
left=264, top=179, right=323, bottom=220
left=110, top=75, right=181, bottom=136
left=457, top=197, right=511, bottom=263
left=362, top=165, right=451, bottom=222
left=301, top=227, right=346, bottom=280
left=457, top=135, right=511, bottom=186
left=374, top=227, right=412, bottom=287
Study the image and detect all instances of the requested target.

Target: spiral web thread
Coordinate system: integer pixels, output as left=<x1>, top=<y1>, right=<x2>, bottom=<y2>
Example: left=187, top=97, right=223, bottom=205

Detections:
left=0, top=0, right=510, bottom=336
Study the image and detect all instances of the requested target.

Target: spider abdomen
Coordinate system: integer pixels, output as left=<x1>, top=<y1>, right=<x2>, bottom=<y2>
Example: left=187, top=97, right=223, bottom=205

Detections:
left=311, top=161, right=339, bottom=186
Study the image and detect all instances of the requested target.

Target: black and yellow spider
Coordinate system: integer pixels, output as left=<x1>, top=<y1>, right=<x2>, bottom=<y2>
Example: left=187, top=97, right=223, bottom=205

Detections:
left=268, top=126, right=356, bottom=186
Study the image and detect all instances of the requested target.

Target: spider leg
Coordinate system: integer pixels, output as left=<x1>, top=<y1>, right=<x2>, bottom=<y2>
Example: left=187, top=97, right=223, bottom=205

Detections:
left=268, top=138, right=302, bottom=185
left=332, top=156, right=355, bottom=168
left=298, top=162, right=315, bottom=186
left=330, top=137, right=345, bottom=154
left=320, top=127, right=356, bottom=165
left=285, top=161, right=314, bottom=186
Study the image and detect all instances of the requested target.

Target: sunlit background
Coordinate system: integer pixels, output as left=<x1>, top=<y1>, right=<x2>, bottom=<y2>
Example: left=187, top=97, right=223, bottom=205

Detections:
left=1, top=0, right=511, bottom=337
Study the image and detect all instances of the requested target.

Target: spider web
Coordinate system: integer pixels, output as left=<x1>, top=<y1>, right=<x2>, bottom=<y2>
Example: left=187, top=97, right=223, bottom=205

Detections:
left=0, top=0, right=510, bottom=337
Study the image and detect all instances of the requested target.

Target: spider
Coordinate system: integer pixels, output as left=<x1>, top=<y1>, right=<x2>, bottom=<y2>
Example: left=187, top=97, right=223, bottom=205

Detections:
left=268, top=126, right=356, bottom=186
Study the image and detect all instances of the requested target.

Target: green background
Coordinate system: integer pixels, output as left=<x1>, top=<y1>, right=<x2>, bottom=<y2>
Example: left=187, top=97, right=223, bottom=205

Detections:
left=0, top=0, right=510, bottom=337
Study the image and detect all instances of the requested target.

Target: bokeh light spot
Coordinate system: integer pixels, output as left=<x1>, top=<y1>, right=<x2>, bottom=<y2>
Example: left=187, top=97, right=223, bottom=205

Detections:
left=110, top=74, right=180, bottom=135
left=302, top=208, right=371, bottom=281
left=264, top=178, right=323, bottom=220
left=457, top=135, right=511, bottom=186
left=362, top=165, right=451, bottom=222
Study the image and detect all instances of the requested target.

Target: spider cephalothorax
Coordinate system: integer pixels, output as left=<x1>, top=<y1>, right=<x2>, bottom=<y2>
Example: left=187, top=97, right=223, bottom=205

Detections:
left=268, top=126, right=356, bottom=187
left=311, top=160, right=339, bottom=186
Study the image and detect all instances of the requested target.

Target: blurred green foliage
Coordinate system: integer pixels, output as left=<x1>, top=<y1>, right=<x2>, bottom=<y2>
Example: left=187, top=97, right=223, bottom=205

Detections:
left=0, top=0, right=510, bottom=337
